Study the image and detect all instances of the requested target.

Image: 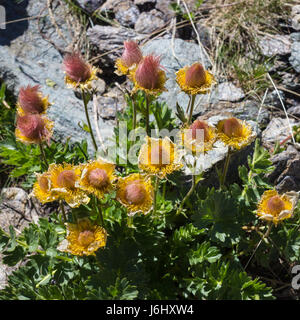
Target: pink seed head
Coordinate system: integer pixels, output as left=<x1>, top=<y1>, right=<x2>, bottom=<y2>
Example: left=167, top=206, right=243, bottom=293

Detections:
left=185, top=63, right=206, bottom=87
left=78, top=230, right=95, bottom=247
left=121, top=41, right=143, bottom=68
left=62, top=53, right=92, bottom=82
left=57, top=170, right=76, bottom=189
left=222, top=118, right=243, bottom=138
left=135, top=55, right=161, bottom=90
left=125, top=181, right=146, bottom=205
left=18, top=85, right=44, bottom=114
left=88, top=168, right=109, bottom=188
left=267, top=196, right=285, bottom=215
left=17, top=114, right=47, bottom=141
left=189, top=120, right=210, bottom=141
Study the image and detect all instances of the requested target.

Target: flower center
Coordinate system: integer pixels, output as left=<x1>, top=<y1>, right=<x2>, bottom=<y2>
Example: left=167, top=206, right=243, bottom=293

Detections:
left=38, top=175, right=50, bottom=193
left=185, top=63, right=206, bottom=87
left=57, top=170, right=76, bottom=189
left=267, top=196, right=285, bottom=216
left=78, top=230, right=95, bottom=247
left=135, top=55, right=160, bottom=90
left=88, top=168, right=109, bottom=188
left=222, top=118, right=243, bottom=138
left=125, top=181, right=146, bottom=205
left=189, top=120, right=210, bottom=142
left=148, top=143, right=171, bottom=168
left=17, top=114, right=45, bottom=140
left=63, top=53, right=92, bottom=83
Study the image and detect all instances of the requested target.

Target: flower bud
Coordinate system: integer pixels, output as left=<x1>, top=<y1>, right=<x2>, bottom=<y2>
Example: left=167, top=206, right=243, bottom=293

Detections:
left=63, top=53, right=92, bottom=82
left=135, top=55, right=161, bottom=90
left=121, top=41, right=143, bottom=68
left=88, top=169, right=109, bottom=188
left=125, top=181, right=146, bottom=204
left=18, top=85, right=44, bottom=114
left=185, top=63, right=206, bottom=87
left=57, top=170, right=76, bottom=189
left=190, top=120, right=210, bottom=141
left=78, top=230, right=95, bottom=247
left=267, top=196, right=285, bottom=215
left=222, top=118, right=243, bottom=138
left=17, top=114, right=47, bottom=141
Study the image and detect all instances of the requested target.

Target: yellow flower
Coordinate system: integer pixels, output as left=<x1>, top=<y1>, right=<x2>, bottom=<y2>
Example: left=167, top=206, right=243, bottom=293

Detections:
left=176, top=62, right=216, bottom=95
left=78, top=158, right=116, bottom=199
left=130, top=55, right=167, bottom=96
left=138, top=136, right=183, bottom=178
left=63, top=53, right=98, bottom=90
left=15, top=114, right=53, bottom=145
left=257, top=190, right=298, bottom=225
left=48, top=163, right=90, bottom=208
left=179, top=119, right=217, bottom=154
left=116, top=173, right=154, bottom=216
left=31, top=172, right=58, bottom=204
left=217, top=117, right=255, bottom=150
left=64, top=218, right=107, bottom=256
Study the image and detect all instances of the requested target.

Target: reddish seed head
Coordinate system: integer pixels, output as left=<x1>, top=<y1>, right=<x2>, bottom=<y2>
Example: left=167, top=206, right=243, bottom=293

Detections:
left=62, top=53, right=92, bottom=82
left=121, top=41, right=143, bottom=68
left=78, top=230, right=95, bottom=247
left=88, top=169, right=109, bottom=188
left=267, top=196, right=285, bottom=215
left=57, top=170, right=76, bottom=189
left=38, top=175, right=50, bottom=193
left=17, top=114, right=46, bottom=141
left=185, top=63, right=206, bottom=87
left=18, top=85, right=44, bottom=114
left=125, top=181, right=146, bottom=205
left=135, top=55, right=161, bottom=90
left=222, top=118, right=243, bottom=138
left=190, top=120, right=210, bottom=141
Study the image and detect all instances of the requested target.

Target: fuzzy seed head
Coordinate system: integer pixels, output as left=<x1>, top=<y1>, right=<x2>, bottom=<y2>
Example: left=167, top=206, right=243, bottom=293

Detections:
left=267, top=196, right=285, bottom=215
left=63, top=53, right=92, bottom=82
left=78, top=230, right=95, bottom=247
left=18, top=85, right=44, bottom=114
left=135, top=55, right=161, bottom=90
left=125, top=181, right=146, bottom=205
left=38, top=175, right=49, bottom=193
left=223, top=118, right=243, bottom=138
left=121, top=41, right=143, bottom=68
left=185, top=63, right=206, bottom=87
left=88, top=169, right=109, bottom=188
left=190, top=120, right=210, bottom=141
left=17, top=114, right=46, bottom=141
left=57, top=170, right=76, bottom=189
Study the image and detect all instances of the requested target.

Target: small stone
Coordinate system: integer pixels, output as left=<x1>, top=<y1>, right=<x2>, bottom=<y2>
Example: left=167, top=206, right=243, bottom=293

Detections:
left=114, top=1, right=140, bottom=27
left=213, top=82, right=245, bottom=102
left=259, top=35, right=291, bottom=57
left=155, top=0, right=175, bottom=22
left=276, top=176, right=298, bottom=193
left=134, top=9, right=165, bottom=34
left=134, top=0, right=156, bottom=5
left=289, top=41, right=300, bottom=73
left=291, top=5, right=300, bottom=31
left=265, top=89, right=285, bottom=108
left=76, top=0, right=105, bottom=13
left=288, top=105, right=300, bottom=117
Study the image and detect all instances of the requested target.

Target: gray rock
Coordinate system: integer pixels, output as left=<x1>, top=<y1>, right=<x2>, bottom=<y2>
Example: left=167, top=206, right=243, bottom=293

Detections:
left=134, top=0, right=156, bottom=5
left=259, top=35, right=291, bottom=57
left=114, top=1, right=140, bottom=27
left=0, top=0, right=115, bottom=154
left=288, top=105, right=300, bottom=117
left=265, top=89, right=285, bottom=108
left=87, top=25, right=140, bottom=62
left=194, top=23, right=212, bottom=49
left=142, top=38, right=211, bottom=112
left=262, top=117, right=300, bottom=149
left=155, top=0, right=175, bottom=22
left=134, top=10, right=165, bottom=34
left=76, top=0, right=105, bottom=13
left=291, top=32, right=300, bottom=42
left=291, top=5, right=300, bottom=31
left=212, top=82, right=245, bottom=102
left=289, top=41, right=300, bottom=73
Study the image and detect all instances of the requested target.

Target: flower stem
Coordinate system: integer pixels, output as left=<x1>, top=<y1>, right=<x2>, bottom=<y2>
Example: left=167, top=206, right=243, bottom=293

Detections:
left=153, top=176, right=159, bottom=216
left=176, top=174, right=196, bottom=216
left=93, top=196, right=105, bottom=228
left=132, top=94, right=137, bottom=131
left=145, top=94, right=150, bottom=136
left=187, top=94, right=196, bottom=125
left=39, top=142, right=48, bottom=170
left=220, top=149, right=232, bottom=189
left=60, top=200, right=67, bottom=222
left=81, top=88, right=98, bottom=152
